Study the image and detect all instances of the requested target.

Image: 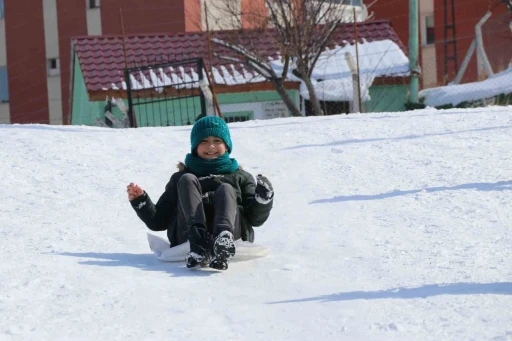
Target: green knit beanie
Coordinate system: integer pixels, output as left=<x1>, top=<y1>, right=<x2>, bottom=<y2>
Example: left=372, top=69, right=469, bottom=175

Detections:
left=190, top=116, right=233, bottom=154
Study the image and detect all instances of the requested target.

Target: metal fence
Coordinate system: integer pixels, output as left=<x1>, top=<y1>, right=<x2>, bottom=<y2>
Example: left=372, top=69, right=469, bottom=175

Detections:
left=415, top=3, right=512, bottom=109
left=124, top=58, right=207, bottom=128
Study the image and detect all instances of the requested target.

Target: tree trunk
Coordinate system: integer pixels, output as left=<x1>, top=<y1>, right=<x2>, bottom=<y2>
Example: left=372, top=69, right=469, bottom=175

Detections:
left=272, top=79, right=302, bottom=117
left=302, top=73, right=323, bottom=116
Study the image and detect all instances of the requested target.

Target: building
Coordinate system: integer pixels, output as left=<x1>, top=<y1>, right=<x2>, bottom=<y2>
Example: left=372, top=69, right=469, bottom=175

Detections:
left=0, top=0, right=373, bottom=125
left=0, top=0, right=251, bottom=125
left=0, top=0, right=211, bottom=125
left=70, top=20, right=410, bottom=127
left=371, top=0, right=511, bottom=89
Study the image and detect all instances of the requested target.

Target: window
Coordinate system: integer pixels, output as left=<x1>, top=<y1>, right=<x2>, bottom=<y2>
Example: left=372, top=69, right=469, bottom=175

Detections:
left=89, top=0, right=100, bottom=9
left=425, top=15, right=435, bottom=45
left=0, top=66, right=8, bottom=102
left=326, top=0, right=363, bottom=5
left=224, top=115, right=250, bottom=123
left=304, top=99, right=349, bottom=116
left=0, top=0, right=4, bottom=19
left=47, top=58, right=60, bottom=77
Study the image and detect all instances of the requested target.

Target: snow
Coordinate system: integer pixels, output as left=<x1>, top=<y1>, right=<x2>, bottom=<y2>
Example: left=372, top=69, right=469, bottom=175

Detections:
left=294, top=39, right=409, bottom=102
left=272, top=39, right=409, bottom=82
left=129, top=74, right=142, bottom=90
left=299, top=75, right=374, bottom=102
left=419, top=67, right=512, bottom=107
left=118, top=39, right=408, bottom=94
left=2, top=106, right=512, bottom=340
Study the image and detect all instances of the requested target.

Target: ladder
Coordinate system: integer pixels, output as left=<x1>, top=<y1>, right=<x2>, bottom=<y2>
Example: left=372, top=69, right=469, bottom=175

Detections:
left=443, top=0, right=458, bottom=83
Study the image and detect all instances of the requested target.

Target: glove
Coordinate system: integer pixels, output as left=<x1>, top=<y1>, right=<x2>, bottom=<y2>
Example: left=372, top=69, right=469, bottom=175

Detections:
left=202, top=191, right=215, bottom=205
left=255, top=174, right=273, bottom=204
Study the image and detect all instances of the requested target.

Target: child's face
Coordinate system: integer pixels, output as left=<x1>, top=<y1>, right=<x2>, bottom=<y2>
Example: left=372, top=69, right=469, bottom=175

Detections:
left=196, top=136, right=227, bottom=159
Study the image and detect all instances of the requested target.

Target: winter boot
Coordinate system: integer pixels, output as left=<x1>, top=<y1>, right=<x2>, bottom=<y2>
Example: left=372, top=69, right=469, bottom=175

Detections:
left=185, top=224, right=210, bottom=268
left=209, top=231, right=236, bottom=270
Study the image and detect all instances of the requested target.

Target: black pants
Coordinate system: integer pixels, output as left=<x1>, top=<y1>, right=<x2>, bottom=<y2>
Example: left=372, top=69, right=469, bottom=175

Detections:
left=176, top=174, right=241, bottom=242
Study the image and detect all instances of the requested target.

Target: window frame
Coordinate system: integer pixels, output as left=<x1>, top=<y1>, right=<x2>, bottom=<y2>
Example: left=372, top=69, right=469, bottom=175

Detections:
left=0, top=65, right=8, bottom=102
left=0, top=0, right=5, bottom=20
left=325, top=0, right=363, bottom=6
left=423, top=14, right=435, bottom=46
left=88, top=0, right=100, bottom=9
left=47, top=58, right=61, bottom=77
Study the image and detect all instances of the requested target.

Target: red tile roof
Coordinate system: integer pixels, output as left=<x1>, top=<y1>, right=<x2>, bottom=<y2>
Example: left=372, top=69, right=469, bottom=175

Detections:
left=72, top=20, right=406, bottom=93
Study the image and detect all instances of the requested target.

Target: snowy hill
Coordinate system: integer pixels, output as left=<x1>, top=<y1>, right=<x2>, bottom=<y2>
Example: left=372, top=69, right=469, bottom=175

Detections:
left=2, top=107, right=512, bottom=341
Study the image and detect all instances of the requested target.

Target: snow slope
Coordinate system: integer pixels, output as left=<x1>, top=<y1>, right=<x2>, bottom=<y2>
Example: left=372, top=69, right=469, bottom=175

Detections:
left=1, top=106, right=512, bottom=341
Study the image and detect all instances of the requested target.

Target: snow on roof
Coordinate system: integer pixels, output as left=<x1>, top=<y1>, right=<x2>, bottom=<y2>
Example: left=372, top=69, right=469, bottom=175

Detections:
left=275, top=39, right=409, bottom=82
left=300, top=75, right=374, bottom=102
left=419, top=67, right=512, bottom=107
left=295, top=39, right=409, bottom=102
left=120, top=39, right=408, bottom=96
left=72, top=20, right=408, bottom=94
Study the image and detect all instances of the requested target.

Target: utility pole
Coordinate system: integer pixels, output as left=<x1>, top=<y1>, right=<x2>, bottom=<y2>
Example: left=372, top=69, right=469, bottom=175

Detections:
left=408, top=0, right=420, bottom=103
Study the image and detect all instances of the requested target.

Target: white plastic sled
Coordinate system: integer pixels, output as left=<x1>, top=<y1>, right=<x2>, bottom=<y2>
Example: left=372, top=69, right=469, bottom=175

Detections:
left=147, top=233, right=269, bottom=262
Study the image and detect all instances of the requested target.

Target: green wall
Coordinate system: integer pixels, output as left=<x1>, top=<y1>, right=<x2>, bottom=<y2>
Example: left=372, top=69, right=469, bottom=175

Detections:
left=72, top=60, right=407, bottom=126
left=365, top=85, right=408, bottom=113
left=217, top=91, right=288, bottom=104
left=129, top=89, right=298, bottom=127
left=132, top=97, right=201, bottom=127
left=71, top=55, right=104, bottom=126
left=71, top=56, right=299, bottom=128
left=71, top=52, right=407, bottom=126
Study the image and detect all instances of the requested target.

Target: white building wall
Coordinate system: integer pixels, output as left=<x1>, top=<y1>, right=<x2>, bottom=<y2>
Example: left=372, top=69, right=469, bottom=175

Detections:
left=86, top=0, right=102, bottom=35
left=201, top=0, right=241, bottom=30
left=0, top=17, right=6, bottom=65
left=0, top=11, right=9, bottom=122
left=43, top=0, right=63, bottom=124
left=201, top=0, right=367, bottom=31
left=47, top=77, right=62, bottom=124
left=420, top=0, right=434, bottom=14
left=420, top=0, right=437, bottom=88
left=421, top=46, right=437, bottom=88
left=43, top=0, right=59, bottom=60
left=0, top=103, right=9, bottom=123
left=220, top=97, right=304, bottom=120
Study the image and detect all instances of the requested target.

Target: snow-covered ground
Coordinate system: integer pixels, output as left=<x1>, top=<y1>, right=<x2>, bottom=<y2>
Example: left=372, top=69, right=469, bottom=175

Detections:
left=1, top=106, right=512, bottom=341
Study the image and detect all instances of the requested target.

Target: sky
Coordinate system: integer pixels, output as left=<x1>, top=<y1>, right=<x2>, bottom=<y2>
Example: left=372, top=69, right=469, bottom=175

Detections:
left=1, top=106, right=512, bottom=341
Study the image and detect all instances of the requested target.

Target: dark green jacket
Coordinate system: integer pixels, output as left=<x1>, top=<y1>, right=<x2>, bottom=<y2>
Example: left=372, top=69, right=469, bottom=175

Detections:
left=130, top=164, right=273, bottom=246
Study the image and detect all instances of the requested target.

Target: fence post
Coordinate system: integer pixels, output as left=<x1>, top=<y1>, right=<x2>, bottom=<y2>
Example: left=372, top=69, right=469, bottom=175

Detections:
left=124, top=68, right=135, bottom=128
left=474, top=11, right=494, bottom=79
left=198, top=58, right=207, bottom=118
left=353, top=8, right=362, bottom=113
left=408, top=0, right=420, bottom=103
left=345, top=52, right=359, bottom=113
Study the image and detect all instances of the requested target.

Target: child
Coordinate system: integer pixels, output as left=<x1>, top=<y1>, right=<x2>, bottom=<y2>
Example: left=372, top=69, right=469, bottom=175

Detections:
left=127, top=116, right=274, bottom=270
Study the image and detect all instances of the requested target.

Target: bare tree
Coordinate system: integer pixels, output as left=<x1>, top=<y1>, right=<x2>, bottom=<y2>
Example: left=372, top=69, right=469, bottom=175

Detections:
left=210, top=0, right=358, bottom=116
left=212, top=29, right=303, bottom=117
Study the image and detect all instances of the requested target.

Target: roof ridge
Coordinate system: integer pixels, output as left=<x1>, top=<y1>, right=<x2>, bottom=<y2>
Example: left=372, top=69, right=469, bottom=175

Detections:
left=71, top=20, right=395, bottom=42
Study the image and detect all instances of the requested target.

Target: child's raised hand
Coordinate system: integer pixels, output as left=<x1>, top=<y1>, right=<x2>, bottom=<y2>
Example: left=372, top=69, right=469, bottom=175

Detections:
left=127, top=182, right=144, bottom=201
left=255, top=174, right=274, bottom=204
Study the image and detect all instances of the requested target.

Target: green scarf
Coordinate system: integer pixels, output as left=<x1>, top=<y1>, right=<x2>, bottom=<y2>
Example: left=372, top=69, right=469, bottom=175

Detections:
left=184, top=153, right=239, bottom=176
